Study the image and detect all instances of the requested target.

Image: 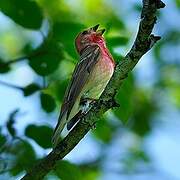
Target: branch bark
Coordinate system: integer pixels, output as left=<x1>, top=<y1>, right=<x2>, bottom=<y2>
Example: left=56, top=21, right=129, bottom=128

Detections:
left=22, top=0, right=165, bottom=179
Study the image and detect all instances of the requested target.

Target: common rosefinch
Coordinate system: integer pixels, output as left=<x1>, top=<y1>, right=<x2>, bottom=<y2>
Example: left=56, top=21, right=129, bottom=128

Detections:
left=52, top=24, right=115, bottom=147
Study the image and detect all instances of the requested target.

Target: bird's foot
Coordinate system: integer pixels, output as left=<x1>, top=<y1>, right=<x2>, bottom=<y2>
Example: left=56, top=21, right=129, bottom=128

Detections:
left=80, top=98, right=97, bottom=129
left=80, top=98, right=97, bottom=114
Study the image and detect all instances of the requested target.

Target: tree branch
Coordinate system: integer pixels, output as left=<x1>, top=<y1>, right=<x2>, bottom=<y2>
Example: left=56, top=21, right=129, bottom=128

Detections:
left=21, top=0, right=165, bottom=179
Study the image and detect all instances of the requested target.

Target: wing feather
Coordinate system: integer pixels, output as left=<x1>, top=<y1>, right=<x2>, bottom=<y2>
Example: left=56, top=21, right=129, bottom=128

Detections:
left=53, top=45, right=100, bottom=135
left=62, top=45, right=100, bottom=119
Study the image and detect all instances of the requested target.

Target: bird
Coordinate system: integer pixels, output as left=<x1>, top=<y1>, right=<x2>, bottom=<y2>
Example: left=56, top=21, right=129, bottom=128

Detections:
left=52, top=24, right=115, bottom=148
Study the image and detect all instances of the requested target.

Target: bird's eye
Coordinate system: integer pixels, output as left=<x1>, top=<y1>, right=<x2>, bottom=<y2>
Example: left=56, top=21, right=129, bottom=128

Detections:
left=82, top=30, right=88, bottom=35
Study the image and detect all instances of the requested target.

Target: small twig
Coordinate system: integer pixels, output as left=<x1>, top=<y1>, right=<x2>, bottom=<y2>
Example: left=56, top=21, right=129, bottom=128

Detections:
left=0, top=79, right=23, bottom=90
left=1, top=50, right=47, bottom=67
left=5, top=56, right=29, bottom=65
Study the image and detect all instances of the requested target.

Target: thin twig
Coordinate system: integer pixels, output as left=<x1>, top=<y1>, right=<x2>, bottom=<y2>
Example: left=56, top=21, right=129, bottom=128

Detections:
left=3, top=50, right=47, bottom=66
left=0, top=79, right=23, bottom=90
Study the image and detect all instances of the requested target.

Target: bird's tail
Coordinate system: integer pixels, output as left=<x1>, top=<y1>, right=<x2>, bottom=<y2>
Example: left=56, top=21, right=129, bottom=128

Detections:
left=51, top=114, right=67, bottom=148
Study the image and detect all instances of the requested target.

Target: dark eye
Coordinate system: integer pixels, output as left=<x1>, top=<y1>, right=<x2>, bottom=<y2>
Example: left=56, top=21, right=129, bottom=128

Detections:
left=82, top=30, right=88, bottom=35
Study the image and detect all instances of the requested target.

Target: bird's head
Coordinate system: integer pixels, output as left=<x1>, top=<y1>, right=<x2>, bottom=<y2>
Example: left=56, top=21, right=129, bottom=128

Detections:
left=75, top=24, right=106, bottom=54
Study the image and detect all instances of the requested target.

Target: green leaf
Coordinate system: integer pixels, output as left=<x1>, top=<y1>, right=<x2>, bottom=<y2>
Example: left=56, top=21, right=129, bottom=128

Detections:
left=43, top=80, right=68, bottom=102
left=0, top=133, right=6, bottom=147
left=110, top=52, right=124, bottom=63
left=132, top=90, right=157, bottom=136
left=106, top=36, right=129, bottom=47
left=113, top=74, right=134, bottom=123
left=29, top=53, right=60, bottom=76
left=54, top=160, right=82, bottom=180
left=8, top=140, right=36, bottom=176
left=54, top=80, right=68, bottom=101
left=106, top=16, right=126, bottom=31
left=0, top=59, right=10, bottom=73
left=23, top=83, right=41, bottom=96
left=29, top=40, right=62, bottom=76
left=40, top=93, right=56, bottom=113
left=0, top=0, right=43, bottom=29
left=25, top=124, right=53, bottom=149
left=53, top=22, right=84, bottom=59
left=93, top=118, right=113, bottom=143
left=176, top=0, right=180, bottom=8
left=129, top=149, right=150, bottom=163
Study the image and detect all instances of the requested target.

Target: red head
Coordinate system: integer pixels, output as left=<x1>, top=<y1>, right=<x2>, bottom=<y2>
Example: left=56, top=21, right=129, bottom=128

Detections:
left=75, top=24, right=106, bottom=54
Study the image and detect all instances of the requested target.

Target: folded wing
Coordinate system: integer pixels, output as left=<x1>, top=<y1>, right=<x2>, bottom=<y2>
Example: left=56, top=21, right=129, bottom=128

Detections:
left=52, top=45, right=100, bottom=147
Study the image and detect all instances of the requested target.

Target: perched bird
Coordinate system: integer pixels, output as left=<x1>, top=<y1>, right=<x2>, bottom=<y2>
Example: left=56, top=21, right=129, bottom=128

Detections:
left=52, top=24, right=115, bottom=147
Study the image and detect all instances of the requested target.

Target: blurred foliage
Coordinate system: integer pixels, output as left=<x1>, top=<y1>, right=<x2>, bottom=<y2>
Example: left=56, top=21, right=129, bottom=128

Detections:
left=23, top=83, right=41, bottom=96
left=6, top=109, right=19, bottom=138
left=0, top=0, right=179, bottom=179
left=40, top=92, right=56, bottom=113
left=10, top=141, right=36, bottom=176
left=93, top=117, right=114, bottom=143
left=0, top=58, right=10, bottom=73
left=54, top=160, right=82, bottom=180
left=28, top=38, right=63, bottom=76
left=25, top=124, right=53, bottom=148
left=0, top=129, right=6, bottom=147
left=114, top=73, right=134, bottom=123
left=0, top=0, right=43, bottom=29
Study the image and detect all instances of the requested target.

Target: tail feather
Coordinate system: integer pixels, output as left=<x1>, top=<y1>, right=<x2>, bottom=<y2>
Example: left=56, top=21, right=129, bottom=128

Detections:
left=52, top=114, right=67, bottom=148
left=67, top=110, right=82, bottom=130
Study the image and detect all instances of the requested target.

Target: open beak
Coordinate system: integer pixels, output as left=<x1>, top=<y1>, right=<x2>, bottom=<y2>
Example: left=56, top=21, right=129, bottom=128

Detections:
left=90, top=24, right=105, bottom=35
left=91, top=24, right=100, bottom=31
left=96, top=29, right=105, bottom=35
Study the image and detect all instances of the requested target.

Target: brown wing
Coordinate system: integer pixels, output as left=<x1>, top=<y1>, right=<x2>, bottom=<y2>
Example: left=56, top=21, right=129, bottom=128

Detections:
left=52, top=45, right=100, bottom=147
left=60, top=45, right=100, bottom=121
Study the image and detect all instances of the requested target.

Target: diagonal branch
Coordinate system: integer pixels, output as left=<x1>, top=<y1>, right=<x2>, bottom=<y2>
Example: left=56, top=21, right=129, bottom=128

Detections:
left=21, top=0, right=165, bottom=179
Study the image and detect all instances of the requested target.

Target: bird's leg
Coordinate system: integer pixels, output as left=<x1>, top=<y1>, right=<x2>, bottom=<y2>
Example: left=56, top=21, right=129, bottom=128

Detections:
left=80, top=97, right=97, bottom=114
left=80, top=97, right=97, bottom=129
